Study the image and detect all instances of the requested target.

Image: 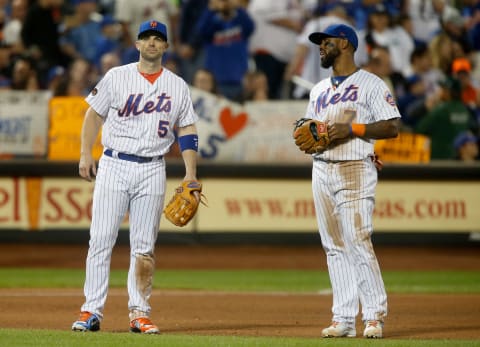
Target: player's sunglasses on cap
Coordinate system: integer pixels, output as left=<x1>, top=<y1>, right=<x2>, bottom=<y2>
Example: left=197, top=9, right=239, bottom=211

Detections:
left=138, top=20, right=168, bottom=41
left=308, top=23, right=358, bottom=51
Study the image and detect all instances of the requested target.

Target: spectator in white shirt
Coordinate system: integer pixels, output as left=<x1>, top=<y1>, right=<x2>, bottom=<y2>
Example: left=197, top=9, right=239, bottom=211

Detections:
left=247, top=0, right=304, bottom=99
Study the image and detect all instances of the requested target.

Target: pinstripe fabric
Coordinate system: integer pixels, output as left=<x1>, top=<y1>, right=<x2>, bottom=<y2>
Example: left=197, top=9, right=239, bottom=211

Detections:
left=305, top=68, right=397, bottom=324
left=86, top=64, right=198, bottom=157
left=81, top=155, right=166, bottom=316
left=312, top=159, right=387, bottom=323
left=80, top=63, right=198, bottom=318
left=305, top=69, right=400, bottom=161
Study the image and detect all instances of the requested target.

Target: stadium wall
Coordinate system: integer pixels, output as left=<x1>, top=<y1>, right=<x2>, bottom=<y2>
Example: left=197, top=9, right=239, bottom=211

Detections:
left=0, top=160, right=479, bottom=246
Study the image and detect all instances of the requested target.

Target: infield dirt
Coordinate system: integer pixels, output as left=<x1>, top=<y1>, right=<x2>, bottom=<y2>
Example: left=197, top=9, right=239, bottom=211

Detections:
left=0, top=244, right=479, bottom=339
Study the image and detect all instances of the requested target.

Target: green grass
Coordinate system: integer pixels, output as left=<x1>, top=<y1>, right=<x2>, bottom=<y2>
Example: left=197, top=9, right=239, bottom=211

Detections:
left=383, top=271, right=480, bottom=293
left=0, top=268, right=479, bottom=293
left=0, top=329, right=479, bottom=347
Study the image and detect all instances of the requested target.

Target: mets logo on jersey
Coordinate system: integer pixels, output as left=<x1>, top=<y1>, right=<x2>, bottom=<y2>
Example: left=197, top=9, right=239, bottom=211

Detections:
left=315, top=84, right=359, bottom=113
left=118, top=93, right=171, bottom=117
left=385, top=91, right=396, bottom=106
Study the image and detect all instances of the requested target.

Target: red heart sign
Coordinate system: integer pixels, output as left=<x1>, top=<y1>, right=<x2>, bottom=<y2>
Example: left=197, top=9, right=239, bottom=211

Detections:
left=219, top=107, right=248, bottom=139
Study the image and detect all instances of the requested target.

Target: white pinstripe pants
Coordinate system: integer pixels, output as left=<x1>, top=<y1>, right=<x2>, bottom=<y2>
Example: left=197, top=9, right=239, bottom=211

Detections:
left=81, top=155, right=166, bottom=318
left=312, top=158, right=387, bottom=323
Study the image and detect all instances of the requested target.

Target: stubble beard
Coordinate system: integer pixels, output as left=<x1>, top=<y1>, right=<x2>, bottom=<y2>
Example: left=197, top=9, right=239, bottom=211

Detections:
left=140, top=50, right=162, bottom=64
left=320, top=48, right=340, bottom=69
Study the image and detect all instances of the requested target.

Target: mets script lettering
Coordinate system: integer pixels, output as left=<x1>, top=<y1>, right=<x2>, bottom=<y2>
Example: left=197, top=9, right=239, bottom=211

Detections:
left=315, top=84, right=358, bottom=113
left=118, top=93, right=171, bottom=117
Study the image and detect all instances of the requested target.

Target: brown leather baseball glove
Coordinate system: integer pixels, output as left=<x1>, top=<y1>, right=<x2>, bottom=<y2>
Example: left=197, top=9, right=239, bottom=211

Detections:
left=164, top=180, right=207, bottom=227
left=293, top=118, right=330, bottom=154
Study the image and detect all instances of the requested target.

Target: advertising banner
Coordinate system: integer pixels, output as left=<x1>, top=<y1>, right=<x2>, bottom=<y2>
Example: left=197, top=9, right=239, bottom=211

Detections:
left=0, top=91, right=50, bottom=156
left=197, top=179, right=480, bottom=232
left=0, top=177, right=193, bottom=232
left=48, top=97, right=103, bottom=160
left=1, top=177, right=478, bottom=233
left=193, top=89, right=310, bottom=164
left=43, top=90, right=430, bottom=164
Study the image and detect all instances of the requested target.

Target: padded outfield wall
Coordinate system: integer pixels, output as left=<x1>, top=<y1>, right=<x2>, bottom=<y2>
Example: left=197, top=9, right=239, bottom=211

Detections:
left=0, top=160, right=479, bottom=245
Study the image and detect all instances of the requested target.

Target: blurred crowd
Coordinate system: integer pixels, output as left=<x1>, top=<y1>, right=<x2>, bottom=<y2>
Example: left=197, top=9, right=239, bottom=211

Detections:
left=0, top=0, right=479, bottom=161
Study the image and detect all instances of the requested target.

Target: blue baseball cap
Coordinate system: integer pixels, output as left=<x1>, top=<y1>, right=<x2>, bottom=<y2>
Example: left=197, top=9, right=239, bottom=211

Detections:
left=137, top=20, right=167, bottom=41
left=47, top=65, right=65, bottom=83
left=454, top=131, right=477, bottom=150
left=100, top=14, right=117, bottom=27
left=309, top=24, right=358, bottom=51
left=406, top=74, right=421, bottom=87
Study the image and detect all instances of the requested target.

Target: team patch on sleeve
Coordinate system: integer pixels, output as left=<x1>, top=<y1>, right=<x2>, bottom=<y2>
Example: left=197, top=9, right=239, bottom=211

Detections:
left=384, top=91, right=396, bottom=106
left=91, top=88, right=98, bottom=96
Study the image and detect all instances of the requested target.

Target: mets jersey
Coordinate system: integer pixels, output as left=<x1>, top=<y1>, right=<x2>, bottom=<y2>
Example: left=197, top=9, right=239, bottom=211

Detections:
left=304, top=69, right=401, bottom=161
left=86, top=63, right=198, bottom=157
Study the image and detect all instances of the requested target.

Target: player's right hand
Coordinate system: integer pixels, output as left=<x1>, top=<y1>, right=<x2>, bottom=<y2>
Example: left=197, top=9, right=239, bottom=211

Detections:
left=79, top=154, right=96, bottom=182
left=327, top=122, right=351, bottom=141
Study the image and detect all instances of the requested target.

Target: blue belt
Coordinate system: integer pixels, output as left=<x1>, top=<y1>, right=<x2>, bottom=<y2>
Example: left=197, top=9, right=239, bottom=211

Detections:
left=104, top=149, right=162, bottom=163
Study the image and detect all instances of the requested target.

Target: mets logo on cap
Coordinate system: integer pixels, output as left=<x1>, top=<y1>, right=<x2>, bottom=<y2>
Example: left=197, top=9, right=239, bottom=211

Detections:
left=137, top=20, right=168, bottom=40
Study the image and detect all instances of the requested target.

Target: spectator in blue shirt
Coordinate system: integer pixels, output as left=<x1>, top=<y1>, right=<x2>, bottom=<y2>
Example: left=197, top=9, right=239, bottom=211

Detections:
left=59, top=0, right=102, bottom=64
left=194, top=0, right=255, bottom=101
left=177, top=0, right=208, bottom=84
left=93, top=15, right=120, bottom=68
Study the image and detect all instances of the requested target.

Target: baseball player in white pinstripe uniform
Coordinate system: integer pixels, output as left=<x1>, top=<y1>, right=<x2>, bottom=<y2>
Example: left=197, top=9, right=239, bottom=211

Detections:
left=303, top=24, right=401, bottom=338
left=72, top=20, right=199, bottom=334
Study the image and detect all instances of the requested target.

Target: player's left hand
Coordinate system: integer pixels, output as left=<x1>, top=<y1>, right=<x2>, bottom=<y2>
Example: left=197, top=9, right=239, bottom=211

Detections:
left=164, top=180, right=207, bottom=227
left=372, top=154, right=383, bottom=171
left=293, top=118, right=330, bottom=154
left=184, top=175, right=201, bottom=202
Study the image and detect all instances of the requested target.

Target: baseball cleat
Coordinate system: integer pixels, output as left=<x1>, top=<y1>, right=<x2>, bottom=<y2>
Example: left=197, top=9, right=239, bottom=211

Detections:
left=322, top=321, right=356, bottom=338
left=363, top=320, right=383, bottom=338
left=129, top=317, right=160, bottom=334
left=71, top=311, right=100, bottom=332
